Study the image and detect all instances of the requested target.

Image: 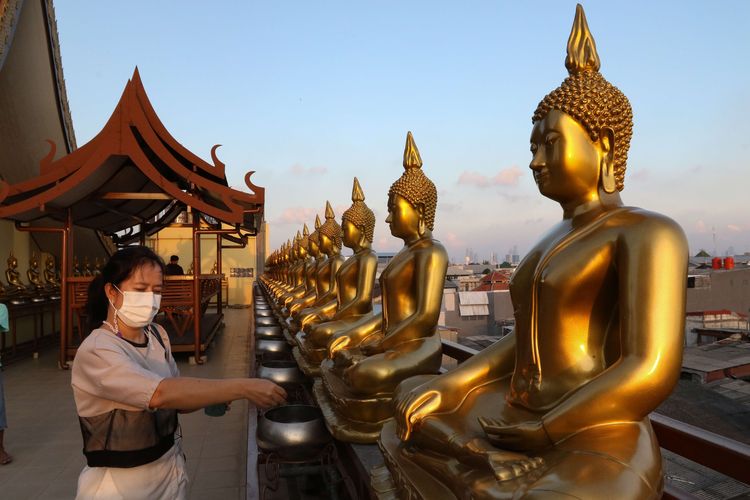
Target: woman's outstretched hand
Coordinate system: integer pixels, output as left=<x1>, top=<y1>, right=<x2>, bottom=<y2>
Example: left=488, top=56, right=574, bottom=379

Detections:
left=245, top=378, right=287, bottom=408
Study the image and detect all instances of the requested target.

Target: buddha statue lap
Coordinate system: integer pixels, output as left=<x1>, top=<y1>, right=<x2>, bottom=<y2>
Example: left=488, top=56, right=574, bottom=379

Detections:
left=313, top=132, right=448, bottom=443
left=294, top=178, right=377, bottom=376
left=375, top=6, right=688, bottom=499
left=290, top=203, right=345, bottom=337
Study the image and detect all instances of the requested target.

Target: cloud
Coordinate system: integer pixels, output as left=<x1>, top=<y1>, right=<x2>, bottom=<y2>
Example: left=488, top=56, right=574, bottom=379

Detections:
left=457, top=166, right=523, bottom=188
left=727, top=224, right=742, bottom=232
left=695, top=220, right=707, bottom=233
left=288, top=163, right=328, bottom=175
left=276, top=207, right=319, bottom=225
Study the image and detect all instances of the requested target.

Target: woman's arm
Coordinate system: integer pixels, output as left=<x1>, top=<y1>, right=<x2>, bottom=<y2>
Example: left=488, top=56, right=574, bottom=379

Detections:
left=149, top=377, right=286, bottom=411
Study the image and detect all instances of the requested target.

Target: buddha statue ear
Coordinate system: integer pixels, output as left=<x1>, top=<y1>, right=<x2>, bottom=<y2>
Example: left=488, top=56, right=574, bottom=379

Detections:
left=416, top=203, right=427, bottom=236
left=599, top=127, right=616, bottom=194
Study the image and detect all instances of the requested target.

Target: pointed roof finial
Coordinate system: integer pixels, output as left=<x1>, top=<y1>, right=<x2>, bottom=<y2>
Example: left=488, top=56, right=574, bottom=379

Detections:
left=325, top=201, right=335, bottom=220
left=314, top=214, right=322, bottom=229
left=352, top=177, right=365, bottom=202
left=565, top=4, right=600, bottom=75
left=403, top=131, right=423, bottom=170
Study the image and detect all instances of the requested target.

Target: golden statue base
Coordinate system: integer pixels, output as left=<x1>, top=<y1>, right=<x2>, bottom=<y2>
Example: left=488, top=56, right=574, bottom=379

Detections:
left=292, top=346, right=322, bottom=377
left=312, top=378, right=391, bottom=443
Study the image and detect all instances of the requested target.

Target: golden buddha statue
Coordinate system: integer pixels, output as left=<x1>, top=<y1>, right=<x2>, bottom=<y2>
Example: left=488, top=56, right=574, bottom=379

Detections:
left=287, top=223, right=321, bottom=316
left=280, top=231, right=310, bottom=309
left=294, top=177, right=378, bottom=376
left=6, top=252, right=28, bottom=294
left=290, top=203, right=345, bottom=332
left=82, top=256, right=93, bottom=277
left=44, top=256, right=60, bottom=289
left=27, top=252, right=45, bottom=290
left=73, top=256, right=82, bottom=277
left=313, top=131, right=448, bottom=443
left=376, top=6, right=688, bottom=499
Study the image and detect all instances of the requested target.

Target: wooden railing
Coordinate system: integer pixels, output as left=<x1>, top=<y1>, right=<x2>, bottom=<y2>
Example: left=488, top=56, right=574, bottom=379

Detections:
left=439, top=339, right=750, bottom=499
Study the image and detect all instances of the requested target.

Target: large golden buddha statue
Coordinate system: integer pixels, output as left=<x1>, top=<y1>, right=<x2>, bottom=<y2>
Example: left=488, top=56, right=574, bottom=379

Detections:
left=376, top=6, right=688, bottom=499
left=313, top=132, right=448, bottom=443
left=291, top=203, right=345, bottom=334
left=294, top=177, right=378, bottom=376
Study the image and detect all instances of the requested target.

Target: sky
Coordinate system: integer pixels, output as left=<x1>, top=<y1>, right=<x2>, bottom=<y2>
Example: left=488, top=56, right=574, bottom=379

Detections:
left=53, top=1, right=750, bottom=262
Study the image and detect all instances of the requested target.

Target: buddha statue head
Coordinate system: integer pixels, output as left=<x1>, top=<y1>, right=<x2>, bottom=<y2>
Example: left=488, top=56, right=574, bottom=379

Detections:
left=342, top=177, right=375, bottom=249
left=319, top=201, right=343, bottom=256
left=309, top=215, right=322, bottom=258
left=387, top=131, right=438, bottom=241
left=531, top=4, right=632, bottom=207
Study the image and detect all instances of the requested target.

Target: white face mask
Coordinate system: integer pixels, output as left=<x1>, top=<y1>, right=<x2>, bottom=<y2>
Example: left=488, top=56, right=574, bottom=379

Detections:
left=109, top=285, right=162, bottom=328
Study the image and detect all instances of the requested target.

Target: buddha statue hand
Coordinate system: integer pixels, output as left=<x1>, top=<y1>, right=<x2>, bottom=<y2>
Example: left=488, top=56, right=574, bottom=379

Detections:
left=359, top=333, right=384, bottom=356
left=479, top=417, right=553, bottom=452
left=333, top=347, right=357, bottom=368
left=327, top=334, right=351, bottom=358
left=394, top=377, right=457, bottom=441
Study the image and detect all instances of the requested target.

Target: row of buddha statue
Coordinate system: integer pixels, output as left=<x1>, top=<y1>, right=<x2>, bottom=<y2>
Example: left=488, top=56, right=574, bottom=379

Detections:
left=260, top=5, right=687, bottom=498
left=1, top=252, right=62, bottom=303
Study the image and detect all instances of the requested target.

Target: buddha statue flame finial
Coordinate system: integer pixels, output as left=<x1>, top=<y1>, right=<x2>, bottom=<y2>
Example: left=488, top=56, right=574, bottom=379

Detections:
left=389, top=131, right=437, bottom=231
left=343, top=177, right=376, bottom=244
left=314, top=214, right=322, bottom=230
left=325, top=200, right=335, bottom=220
left=533, top=4, right=633, bottom=191
left=565, top=4, right=600, bottom=74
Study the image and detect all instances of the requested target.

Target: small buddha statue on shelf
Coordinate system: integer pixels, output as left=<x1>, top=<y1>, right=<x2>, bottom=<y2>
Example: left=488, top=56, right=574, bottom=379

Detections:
left=186, top=261, right=194, bottom=276
left=294, top=178, right=377, bottom=376
left=73, top=256, right=82, bottom=277
left=93, top=257, right=102, bottom=276
left=27, top=252, right=45, bottom=291
left=6, top=252, right=28, bottom=294
left=376, top=6, right=688, bottom=499
left=82, top=256, right=93, bottom=277
left=288, top=219, right=324, bottom=318
left=313, top=131, right=448, bottom=443
left=44, top=256, right=60, bottom=289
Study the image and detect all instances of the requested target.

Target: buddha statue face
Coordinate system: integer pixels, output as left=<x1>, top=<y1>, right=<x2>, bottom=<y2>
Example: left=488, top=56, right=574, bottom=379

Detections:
left=7, top=255, right=17, bottom=269
left=308, top=236, right=320, bottom=257
left=386, top=194, right=424, bottom=241
left=530, top=109, right=614, bottom=205
left=342, top=220, right=363, bottom=249
left=318, top=232, right=332, bottom=255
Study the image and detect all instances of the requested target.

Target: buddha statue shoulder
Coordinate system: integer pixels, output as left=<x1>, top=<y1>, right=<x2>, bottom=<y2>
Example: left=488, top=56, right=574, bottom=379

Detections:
left=27, top=252, right=45, bottom=290
left=313, top=132, right=448, bottom=443
left=376, top=6, right=688, bottom=500
left=6, top=252, right=27, bottom=293
left=294, top=178, right=377, bottom=375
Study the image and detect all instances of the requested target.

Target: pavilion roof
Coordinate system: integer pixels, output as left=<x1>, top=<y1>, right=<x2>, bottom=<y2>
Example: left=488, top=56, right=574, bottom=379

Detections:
left=0, top=68, right=264, bottom=241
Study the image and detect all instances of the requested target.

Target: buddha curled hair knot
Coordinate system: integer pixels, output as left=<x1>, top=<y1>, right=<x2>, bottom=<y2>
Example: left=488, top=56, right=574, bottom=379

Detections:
left=342, top=177, right=375, bottom=244
left=389, top=132, right=438, bottom=231
left=319, top=219, right=342, bottom=250
left=533, top=4, right=634, bottom=192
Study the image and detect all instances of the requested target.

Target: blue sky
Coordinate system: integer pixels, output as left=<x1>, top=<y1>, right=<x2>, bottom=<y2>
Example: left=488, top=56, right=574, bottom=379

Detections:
left=54, top=1, right=750, bottom=261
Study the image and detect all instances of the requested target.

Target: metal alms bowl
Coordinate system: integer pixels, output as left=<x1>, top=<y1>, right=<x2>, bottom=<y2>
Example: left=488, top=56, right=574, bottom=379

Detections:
left=256, top=339, right=292, bottom=356
left=257, top=405, right=332, bottom=460
left=255, top=316, right=279, bottom=326
left=257, top=360, right=307, bottom=387
left=255, top=325, right=284, bottom=339
left=255, top=308, right=274, bottom=317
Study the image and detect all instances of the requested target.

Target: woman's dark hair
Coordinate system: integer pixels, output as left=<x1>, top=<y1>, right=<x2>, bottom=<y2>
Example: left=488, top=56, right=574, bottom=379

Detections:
left=86, top=246, right=166, bottom=330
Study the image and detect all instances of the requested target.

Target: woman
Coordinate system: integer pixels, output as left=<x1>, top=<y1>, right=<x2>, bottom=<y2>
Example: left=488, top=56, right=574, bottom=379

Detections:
left=72, top=246, right=286, bottom=499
